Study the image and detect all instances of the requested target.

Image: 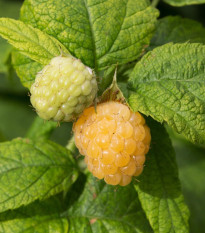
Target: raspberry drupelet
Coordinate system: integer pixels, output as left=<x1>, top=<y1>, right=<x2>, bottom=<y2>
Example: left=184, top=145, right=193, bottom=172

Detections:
left=73, top=101, right=151, bottom=186
left=30, top=56, right=97, bottom=122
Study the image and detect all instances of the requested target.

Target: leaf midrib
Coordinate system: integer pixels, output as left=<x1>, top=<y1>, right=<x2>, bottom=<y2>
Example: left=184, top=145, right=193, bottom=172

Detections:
left=82, top=0, right=98, bottom=71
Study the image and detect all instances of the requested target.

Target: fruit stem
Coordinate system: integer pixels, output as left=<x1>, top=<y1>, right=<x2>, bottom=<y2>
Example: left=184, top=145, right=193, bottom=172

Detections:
left=66, top=136, right=77, bottom=155
left=152, top=0, right=160, bottom=7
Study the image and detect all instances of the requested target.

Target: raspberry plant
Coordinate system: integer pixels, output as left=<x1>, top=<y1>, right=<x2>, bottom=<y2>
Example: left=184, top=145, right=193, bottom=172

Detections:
left=0, top=0, right=205, bottom=233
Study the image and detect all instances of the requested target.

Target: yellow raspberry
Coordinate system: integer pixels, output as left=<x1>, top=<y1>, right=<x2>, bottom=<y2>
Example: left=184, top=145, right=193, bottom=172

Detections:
left=73, top=101, right=151, bottom=186
left=30, top=55, right=97, bottom=122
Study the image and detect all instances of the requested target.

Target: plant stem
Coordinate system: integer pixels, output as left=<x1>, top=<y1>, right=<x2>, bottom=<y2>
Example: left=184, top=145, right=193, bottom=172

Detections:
left=152, top=0, right=160, bottom=7
left=66, top=136, right=76, bottom=154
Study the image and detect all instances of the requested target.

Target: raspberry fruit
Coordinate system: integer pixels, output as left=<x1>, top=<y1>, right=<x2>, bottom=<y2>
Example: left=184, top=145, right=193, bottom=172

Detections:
left=73, top=101, right=151, bottom=186
left=30, top=56, right=97, bottom=121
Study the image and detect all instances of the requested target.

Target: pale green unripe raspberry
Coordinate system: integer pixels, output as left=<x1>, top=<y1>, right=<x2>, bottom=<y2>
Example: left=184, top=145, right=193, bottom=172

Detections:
left=30, top=55, right=97, bottom=122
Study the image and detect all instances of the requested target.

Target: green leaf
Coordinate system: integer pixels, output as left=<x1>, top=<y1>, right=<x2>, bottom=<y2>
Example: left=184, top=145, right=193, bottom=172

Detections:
left=67, top=174, right=152, bottom=233
left=26, top=117, right=57, bottom=140
left=173, top=138, right=205, bottom=233
left=0, top=18, right=68, bottom=65
left=13, top=0, right=158, bottom=88
left=163, top=0, right=205, bottom=6
left=26, top=116, right=73, bottom=147
left=0, top=0, right=22, bottom=74
left=0, top=195, right=68, bottom=233
left=0, top=38, right=11, bottom=73
left=0, top=138, right=78, bottom=213
left=150, top=16, right=205, bottom=50
left=20, top=0, right=158, bottom=70
left=12, top=50, right=43, bottom=89
left=134, top=119, right=190, bottom=233
left=128, top=43, right=205, bottom=145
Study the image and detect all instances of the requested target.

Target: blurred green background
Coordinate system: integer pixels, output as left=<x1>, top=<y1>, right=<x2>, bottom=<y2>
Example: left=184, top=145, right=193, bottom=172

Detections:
left=0, top=0, right=204, bottom=232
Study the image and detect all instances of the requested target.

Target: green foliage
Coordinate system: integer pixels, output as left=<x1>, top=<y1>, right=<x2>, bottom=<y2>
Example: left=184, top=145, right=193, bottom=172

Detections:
left=173, top=136, right=205, bottom=233
left=67, top=174, right=152, bottom=233
left=128, top=43, right=205, bottom=145
left=0, top=18, right=68, bottom=66
left=0, top=0, right=22, bottom=73
left=26, top=117, right=58, bottom=140
left=10, top=0, right=159, bottom=89
left=0, top=195, right=68, bottom=233
left=163, top=0, right=205, bottom=6
left=135, top=120, right=189, bottom=233
left=0, top=38, right=11, bottom=73
left=0, top=0, right=205, bottom=232
left=20, top=0, right=158, bottom=69
left=11, top=50, right=43, bottom=89
left=0, top=138, right=78, bottom=212
left=150, top=16, right=205, bottom=49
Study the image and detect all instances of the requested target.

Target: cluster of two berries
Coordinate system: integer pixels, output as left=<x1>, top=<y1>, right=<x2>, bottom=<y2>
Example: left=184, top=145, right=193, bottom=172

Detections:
left=30, top=55, right=151, bottom=186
